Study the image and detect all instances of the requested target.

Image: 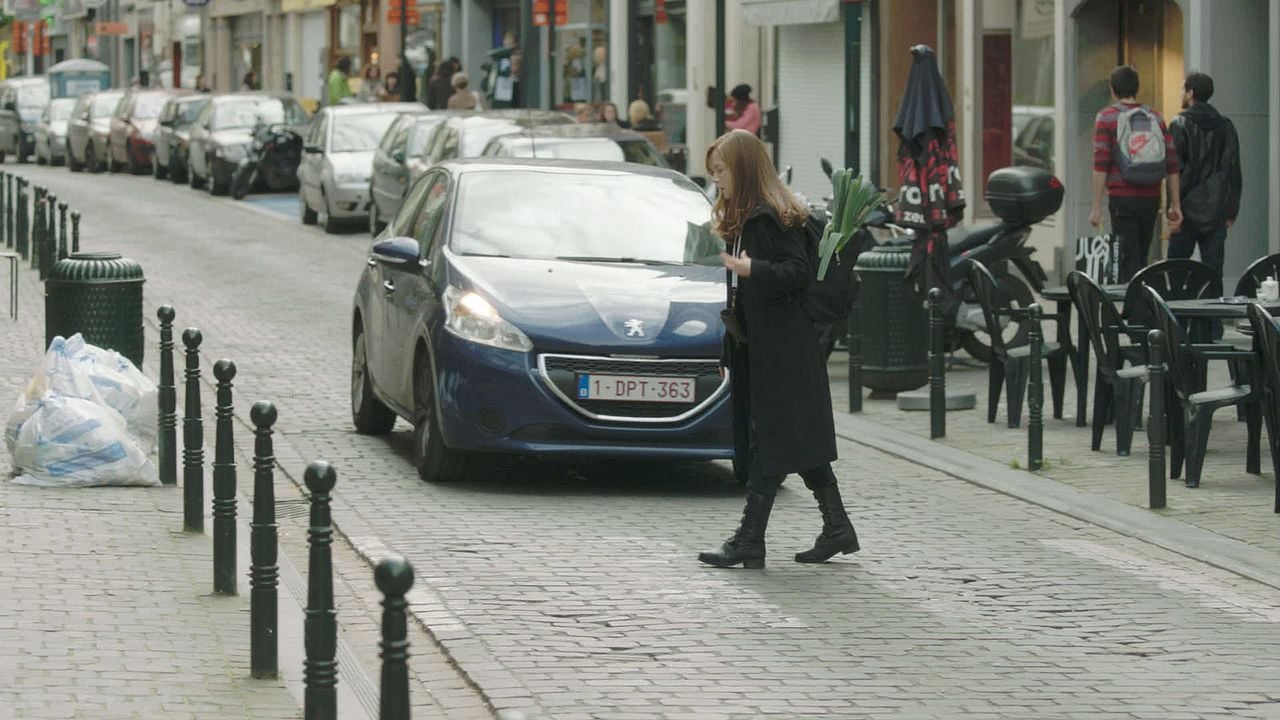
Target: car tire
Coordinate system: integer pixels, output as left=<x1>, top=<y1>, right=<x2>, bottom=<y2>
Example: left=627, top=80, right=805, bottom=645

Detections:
left=351, top=326, right=397, bottom=435
left=170, top=158, right=185, bottom=184
left=189, top=164, right=205, bottom=190
left=126, top=149, right=141, bottom=175
left=413, top=353, right=470, bottom=483
left=209, top=171, right=227, bottom=196
left=84, top=145, right=99, bottom=173
left=68, top=151, right=83, bottom=172
left=300, top=195, right=318, bottom=225
left=322, top=193, right=342, bottom=234
left=106, top=144, right=119, bottom=173
left=153, top=155, right=168, bottom=180
left=36, top=150, right=46, bottom=166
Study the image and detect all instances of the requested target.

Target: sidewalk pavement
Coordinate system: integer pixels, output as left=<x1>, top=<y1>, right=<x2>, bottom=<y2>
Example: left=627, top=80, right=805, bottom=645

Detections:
left=0, top=253, right=491, bottom=719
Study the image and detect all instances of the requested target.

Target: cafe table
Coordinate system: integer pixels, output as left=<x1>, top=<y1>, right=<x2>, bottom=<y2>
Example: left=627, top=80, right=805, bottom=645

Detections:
left=1038, top=283, right=1128, bottom=426
left=1165, top=297, right=1280, bottom=391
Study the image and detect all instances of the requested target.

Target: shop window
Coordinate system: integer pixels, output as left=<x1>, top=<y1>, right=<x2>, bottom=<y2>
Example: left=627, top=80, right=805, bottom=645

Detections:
left=1011, top=0, right=1055, bottom=173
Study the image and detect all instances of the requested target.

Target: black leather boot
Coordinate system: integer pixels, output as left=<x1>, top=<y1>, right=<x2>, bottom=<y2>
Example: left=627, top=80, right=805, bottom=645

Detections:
left=698, top=491, right=774, bottom=568
left=795, top=479, right=860, bottom=563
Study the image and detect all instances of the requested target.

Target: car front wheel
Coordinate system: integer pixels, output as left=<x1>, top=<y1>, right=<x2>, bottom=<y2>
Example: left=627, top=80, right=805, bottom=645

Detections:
left=300, top=195, right=318, bottom=225
left=351, top=327, right=396, bottom=434
left=413, top=353, right=470, bottom=482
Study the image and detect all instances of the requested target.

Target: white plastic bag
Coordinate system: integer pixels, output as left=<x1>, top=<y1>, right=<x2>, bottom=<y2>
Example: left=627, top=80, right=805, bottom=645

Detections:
left=12, top=393, right=158, bottom=487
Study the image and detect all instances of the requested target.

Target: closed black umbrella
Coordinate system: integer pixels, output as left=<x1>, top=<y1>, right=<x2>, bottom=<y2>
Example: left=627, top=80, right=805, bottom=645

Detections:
left=893, top=45, right=966, bottom=301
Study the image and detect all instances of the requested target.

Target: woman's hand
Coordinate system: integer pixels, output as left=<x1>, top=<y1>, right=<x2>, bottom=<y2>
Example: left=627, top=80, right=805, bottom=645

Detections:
left=720, top=249, right=752, bottom=277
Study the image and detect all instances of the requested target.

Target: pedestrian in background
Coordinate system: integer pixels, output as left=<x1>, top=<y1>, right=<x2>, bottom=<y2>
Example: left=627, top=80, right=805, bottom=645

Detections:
left=724, top=84, right=761, bottom=136
left=698, top=129, right=860, bottom=570
left=426, top=63, right=456, bottom=110
left=1168, top=72, right=1241, bottom=283
left=601, top=103, right=628, bottom=129
left=1089, top=65, right=1182, bottom=281
left=194, top=73, right=211, bottom=93
left=380, top=72, right=402, bottom=102
left=447, top=72, right=483, bottom=110
left=327, top=56, right=354, bottom=107
left=240, top=71, right=258, bottom=91
left=627, top=99, right=660, bottom=131
left=574, top=102, right=598, bottom=123
left=358, top=65, right=384, bottom=102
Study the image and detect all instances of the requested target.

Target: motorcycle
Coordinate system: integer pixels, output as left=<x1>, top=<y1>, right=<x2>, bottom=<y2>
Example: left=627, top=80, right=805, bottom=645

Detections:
left=230, top=122, right=305, bottom=200
left=816, top=158, right=1061, bottom=363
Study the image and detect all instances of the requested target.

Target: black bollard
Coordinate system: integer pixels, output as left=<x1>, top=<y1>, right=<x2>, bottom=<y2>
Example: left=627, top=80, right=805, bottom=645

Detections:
left=848, top=306, right=863, bottom=413
left=15, top=179, right=27, bottom=260
left=41, top=192, right=56, bottom=278
left=70, top=210, right=80, bottom=253
left=31, top=188, right=43, bottom=272
left=212, top=359, right=238, bottom=595
left=57, top=202, right=68, bottom=260
left=157, top=306, right=178, bottom=486
left=304, top=461, right=339, bottom=720
left=375, top=555, right=415, bottom=720
left=1147, top=330, right=1167, bottom=509
left=182, top=328, right=205, bottom=533
left=1027, top=304, right=1044, bottom=471
left=250, top=401, right=280, bottom=679
left=928, top=288, right=946, bottom=439
left=0, top=171, right=7, bottom=248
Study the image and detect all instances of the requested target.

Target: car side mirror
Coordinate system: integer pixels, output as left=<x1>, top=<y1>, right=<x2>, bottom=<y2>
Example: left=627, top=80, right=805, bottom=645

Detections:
left=304, top=143, right=323, bottom=154
left=371, top=236, right=419, bottom=266
left=689, top=175, right=708, bottom=189
left=392, top=149, right=405, bottom=164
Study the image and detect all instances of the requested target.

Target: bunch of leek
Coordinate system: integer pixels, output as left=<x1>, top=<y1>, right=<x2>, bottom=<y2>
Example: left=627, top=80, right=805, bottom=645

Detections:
left=816, top=169, right=888, bottom=280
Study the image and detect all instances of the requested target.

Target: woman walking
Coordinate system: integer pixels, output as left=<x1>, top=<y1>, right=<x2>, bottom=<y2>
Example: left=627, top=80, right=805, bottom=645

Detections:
left=699, top=129, right=860, bottom=569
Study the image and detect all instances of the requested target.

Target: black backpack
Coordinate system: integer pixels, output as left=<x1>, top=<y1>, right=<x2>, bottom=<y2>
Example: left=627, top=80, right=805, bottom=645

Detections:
left=799, top=214, right=864, bottom=325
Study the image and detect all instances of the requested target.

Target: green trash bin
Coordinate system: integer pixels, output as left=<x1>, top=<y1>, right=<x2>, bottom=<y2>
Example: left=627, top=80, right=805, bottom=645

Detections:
left=45, top=252, right=145, bottom=367
left=854, top=243, right=928, bottom=394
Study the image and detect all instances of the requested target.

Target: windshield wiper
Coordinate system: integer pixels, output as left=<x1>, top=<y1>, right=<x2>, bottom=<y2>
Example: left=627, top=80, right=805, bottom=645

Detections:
left=460, top=252, right=513, bottom=258
left=553, top=256, right=669, bottom=265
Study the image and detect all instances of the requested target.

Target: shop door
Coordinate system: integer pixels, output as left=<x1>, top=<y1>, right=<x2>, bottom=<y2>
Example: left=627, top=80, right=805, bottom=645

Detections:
left=982, top=33, right=1012, bottom=191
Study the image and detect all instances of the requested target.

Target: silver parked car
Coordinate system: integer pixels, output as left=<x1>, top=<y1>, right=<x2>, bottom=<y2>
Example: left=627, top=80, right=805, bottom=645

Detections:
left=297, top=103, right=426, bottom=234
left=0, top=77, right=50, bottom=163
left=35, top=97, right=76, bottom=166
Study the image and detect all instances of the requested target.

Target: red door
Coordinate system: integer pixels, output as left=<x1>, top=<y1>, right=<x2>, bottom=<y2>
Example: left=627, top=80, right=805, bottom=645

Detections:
left=982, top=33, right=1012, bottom=193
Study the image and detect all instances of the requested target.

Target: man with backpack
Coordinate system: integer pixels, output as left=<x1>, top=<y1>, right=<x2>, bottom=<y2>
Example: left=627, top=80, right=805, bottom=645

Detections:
left=1167, top=72, right=1241, bottom=283
left=1089, top=65, right=1182, bottom=281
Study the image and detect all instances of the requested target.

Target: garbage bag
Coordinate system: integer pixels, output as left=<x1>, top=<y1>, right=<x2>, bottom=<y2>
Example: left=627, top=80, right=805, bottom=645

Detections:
left=12, top=393, right=158, bottom=487
left=5, top=334, right=157, bottom=454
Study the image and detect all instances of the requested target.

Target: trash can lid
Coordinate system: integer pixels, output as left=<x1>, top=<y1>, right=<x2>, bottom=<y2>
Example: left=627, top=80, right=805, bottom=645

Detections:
left=48, top=252, right=145, bottom=283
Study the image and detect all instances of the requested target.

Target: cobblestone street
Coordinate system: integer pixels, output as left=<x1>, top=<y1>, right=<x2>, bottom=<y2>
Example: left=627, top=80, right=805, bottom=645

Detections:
left=6, top=165, right=1280, bottom=719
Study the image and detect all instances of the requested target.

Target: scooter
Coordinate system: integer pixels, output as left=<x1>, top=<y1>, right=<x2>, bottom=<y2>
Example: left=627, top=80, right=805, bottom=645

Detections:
left=817, top=158, right=1061, bottom=363
left=230, top=122, right=305, bottom=200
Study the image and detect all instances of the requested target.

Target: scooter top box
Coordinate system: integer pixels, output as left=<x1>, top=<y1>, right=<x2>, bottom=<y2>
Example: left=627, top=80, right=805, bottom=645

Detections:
left=984, top=166, right=1063, bottom=225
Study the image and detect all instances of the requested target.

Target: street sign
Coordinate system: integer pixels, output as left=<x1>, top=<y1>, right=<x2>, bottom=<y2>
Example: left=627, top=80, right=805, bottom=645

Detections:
left=386, top=7, right=420, bottom=24
left=532, top=0, right=567, bottom=27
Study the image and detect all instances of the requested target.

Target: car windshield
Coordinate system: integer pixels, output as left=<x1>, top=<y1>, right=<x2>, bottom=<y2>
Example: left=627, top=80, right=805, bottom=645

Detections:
left=92, top=94, right=122, bottom=117
left=213, top=98, right=303, bottom=130
left=331, top=112, right=398, bottom=153
left=132, top=94, right=170, bottom=119
left=408, top=120, right=444, bottom=156
left=461, top=124, right=521, bottom=158
left=506, top=138, right=664, bottom=166
left=179, top=99, right=209, bottom=124
left=451, top=170, right=721, bottom=265
left=49, top=100, right=75, bottom=122
left=18, top=84, right=49, bottom=108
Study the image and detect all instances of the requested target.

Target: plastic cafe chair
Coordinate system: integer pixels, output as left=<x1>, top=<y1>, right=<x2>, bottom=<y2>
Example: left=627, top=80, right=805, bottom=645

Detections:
left=1245, top=302, right=1280, bottom=513
left=968, top=259, right=1069, bottom=428
left=1231, top=253, right=1280, bottom=335
left=1067, top=271, right=1148, bottom=456
left=1124, top=258, right=1223, bottom=337
left=1141, top=285, right=1263, bottom=488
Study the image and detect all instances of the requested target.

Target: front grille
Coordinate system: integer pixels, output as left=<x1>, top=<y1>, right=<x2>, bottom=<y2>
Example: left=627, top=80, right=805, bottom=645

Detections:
left=537, top=354, right=727, bottom=424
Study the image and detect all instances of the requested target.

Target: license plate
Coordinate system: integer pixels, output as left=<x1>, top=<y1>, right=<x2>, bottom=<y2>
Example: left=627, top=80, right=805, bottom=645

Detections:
left=577, top=374, right=696, bottom=403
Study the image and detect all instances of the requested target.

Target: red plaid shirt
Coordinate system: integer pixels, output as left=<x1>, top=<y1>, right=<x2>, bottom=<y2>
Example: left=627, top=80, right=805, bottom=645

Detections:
left=1093, top=102, right=1179, bottom=198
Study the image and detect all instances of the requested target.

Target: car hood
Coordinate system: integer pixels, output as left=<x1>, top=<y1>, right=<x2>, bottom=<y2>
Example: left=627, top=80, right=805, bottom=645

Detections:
left=49, top=121, right=68, bottom=135
left=210, top=128, right=253, bottom=147
left=328, top=151, right=375, bottom=179
left=91, top=118, right=111, bottom=135
left=449, top=256, right=726, bottom=354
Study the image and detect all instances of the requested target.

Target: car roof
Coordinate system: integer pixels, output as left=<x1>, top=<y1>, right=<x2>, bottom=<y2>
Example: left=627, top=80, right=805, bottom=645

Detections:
left=211, top=92, right=297, bottom=104
left=477, top=109, right=574, bottom=123
left=441, top=157, right=689, bottom=182
left=323, top=102, right=426, bottom=117
left=496, top=123, right=648, bottom=142
left=4, top=76, right=46, bottom=86
left=172, top=94, right=210, bottom=105
left=443, top=110, right=574, bottom=131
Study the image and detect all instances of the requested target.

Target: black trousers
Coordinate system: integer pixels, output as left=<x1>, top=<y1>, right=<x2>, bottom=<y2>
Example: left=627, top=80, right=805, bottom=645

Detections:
left=744, top=416, right=838, bottom=496
left=1108, top=195, right=1160, bottom=282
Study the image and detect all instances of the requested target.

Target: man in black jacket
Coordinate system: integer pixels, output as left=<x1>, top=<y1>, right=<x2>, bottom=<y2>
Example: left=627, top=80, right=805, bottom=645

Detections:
left=1168, top=72, right=1242, bottom=289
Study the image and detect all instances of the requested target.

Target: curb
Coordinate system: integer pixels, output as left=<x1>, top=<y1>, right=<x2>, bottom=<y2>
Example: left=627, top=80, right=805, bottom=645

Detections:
left=833, top=412, right=1280, bottom=591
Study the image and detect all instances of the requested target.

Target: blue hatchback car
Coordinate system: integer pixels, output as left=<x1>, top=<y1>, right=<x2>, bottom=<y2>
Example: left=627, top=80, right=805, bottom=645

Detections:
left=351, top=158, right=733, bottom=481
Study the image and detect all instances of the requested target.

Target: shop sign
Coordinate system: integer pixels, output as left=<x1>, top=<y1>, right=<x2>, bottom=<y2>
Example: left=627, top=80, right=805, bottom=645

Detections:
left=532, top=0, right=567, bottom=27
left=386, top=6, right=420, bottom=24
left=94, top=21, right=129, bottom=36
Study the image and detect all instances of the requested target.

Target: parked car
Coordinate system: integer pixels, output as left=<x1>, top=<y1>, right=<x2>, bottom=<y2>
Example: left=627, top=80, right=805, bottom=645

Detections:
left=482, top=123, right=668, bottom=167
left=66, top=90, right=125, bottom=173
left=187, top=92, right=310, bottom=195
left=0, top=76, right=50, bottom=163
left=368, top=111, right=462, bottom=235
left=1012, top=105, right=1055, bottom=173
left=421, top=109, right=574, bottom=167
left=153, top=94, right=210, bottom=182
left=108, top=88, right=187, bottom=174
left=351, top=158, right=731, bottom=481
left=297, top=102, right=426, bottom=233
left=35, top=98, right=77, bottom=166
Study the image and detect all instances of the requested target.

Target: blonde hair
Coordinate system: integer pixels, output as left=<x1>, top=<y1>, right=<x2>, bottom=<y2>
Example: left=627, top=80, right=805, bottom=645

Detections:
left=706, top=129, right=808, bottom=241
left=627, top=99, right=652, bottom=126
left=451, top=71, right=469, bottom=89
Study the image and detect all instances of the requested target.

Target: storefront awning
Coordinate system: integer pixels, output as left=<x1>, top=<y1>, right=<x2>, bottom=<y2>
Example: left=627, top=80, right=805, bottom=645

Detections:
left=740, top=0, right=840, bottom=26
left=281, top=0, right=336, bottom=13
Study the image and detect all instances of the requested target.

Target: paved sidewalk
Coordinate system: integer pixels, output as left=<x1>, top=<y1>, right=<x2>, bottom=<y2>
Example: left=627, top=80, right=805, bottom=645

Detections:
left=0, top=249, right=490, bottom=719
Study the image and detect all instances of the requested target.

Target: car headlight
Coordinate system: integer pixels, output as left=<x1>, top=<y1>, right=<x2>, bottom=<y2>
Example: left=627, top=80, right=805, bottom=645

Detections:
left=443, top=286, right=533, bottom=352
left=335, top=172, right=368, bottom=185
left=216, top=144, right=247, bottom=161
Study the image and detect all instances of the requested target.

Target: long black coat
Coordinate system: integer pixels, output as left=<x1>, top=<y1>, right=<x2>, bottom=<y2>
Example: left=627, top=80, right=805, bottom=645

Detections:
left=724, top=206, right=837, bottom=479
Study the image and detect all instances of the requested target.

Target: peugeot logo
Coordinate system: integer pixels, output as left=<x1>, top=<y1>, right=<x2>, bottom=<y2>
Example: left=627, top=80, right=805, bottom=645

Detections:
left=623, top=319, right=646, bottom=338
